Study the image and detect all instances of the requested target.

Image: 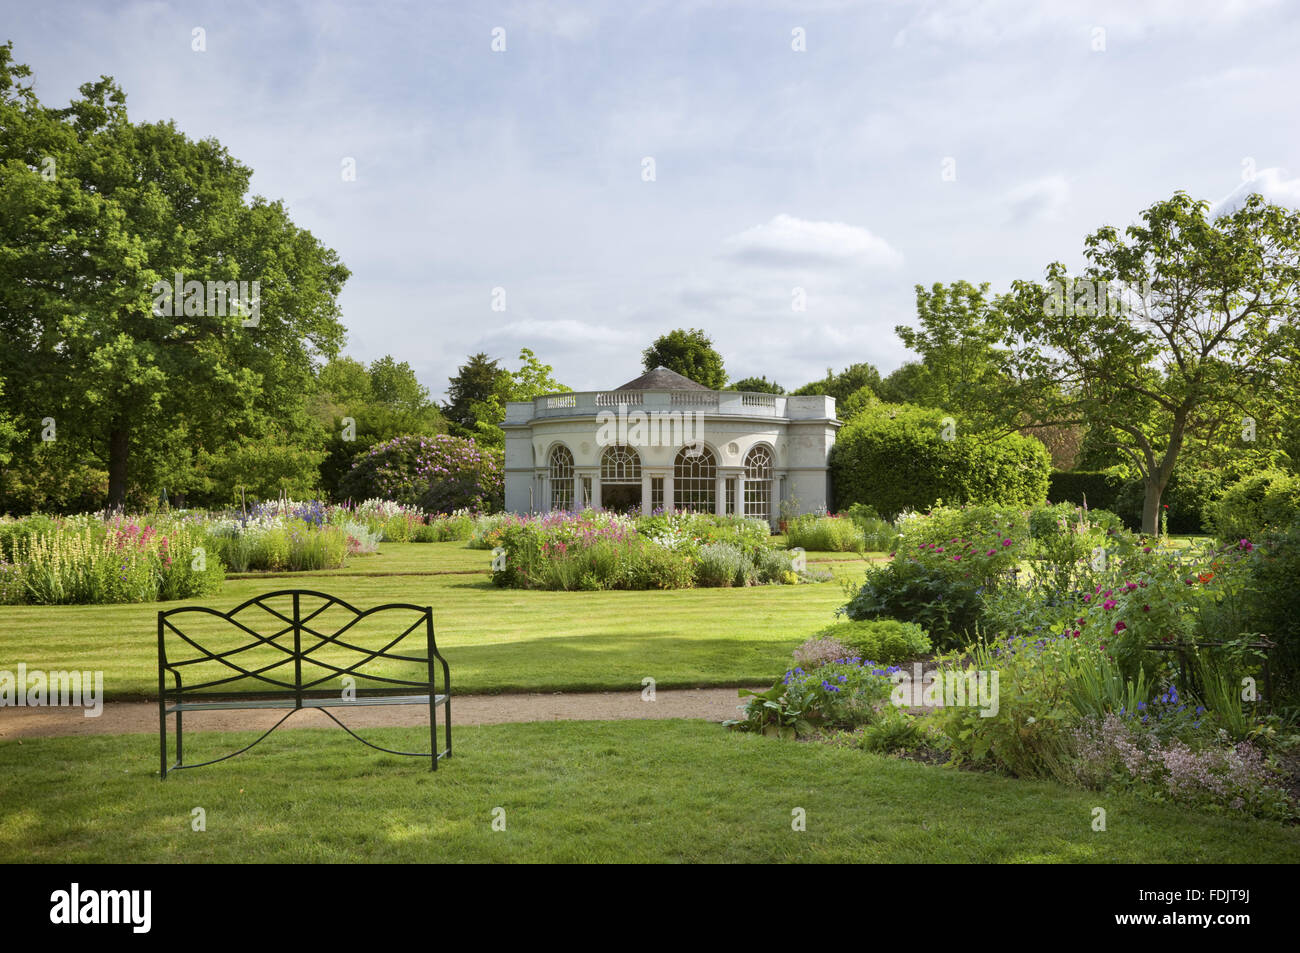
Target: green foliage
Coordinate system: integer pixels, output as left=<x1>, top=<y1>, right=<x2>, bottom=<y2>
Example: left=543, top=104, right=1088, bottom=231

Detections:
left=694, top=542, right=753, bottom=587
left=791, top=363, right=881, bottom=402
left=195, top=434, right=326, bottom=504
left=726, top=659, right=897, bottom=737
left=857, top=707, right=924, bottom=753
left=831, top=404, right=1050, bottom=518
left=728, top=375, right=784, bottom=394
left=0, top=517, right=223, bottom=605
left=337, top=434, right=503, bottom=512
left=894, top=281, right=1008, bottom=425
left=0, top=49, right=349, bottom=510
left=785, top=514, right=864, bottom=552
left=1047, top=469, right=1126, bottom=513
left=842, top=558, right=984, bottom=650
left=442, top=353, right=506, bottom=437
left=842, top=504, right=1032, bottom=649
left=815, top=619, right=932, bottom=665
left=641, top=328, right=727, bottom=389
left=312, top=355, right=449, bottom=498
left=842, top=503, right=900, bottom=551
left=1112, top=466, right=1224, bottom=534
left=1206, top=469, right=1300, bottom=542
left=1244, top=522, right=1300, bottom=700
left=490, top=511, right=790, bottom=591
left=996, top=191, right=1300, bottom=533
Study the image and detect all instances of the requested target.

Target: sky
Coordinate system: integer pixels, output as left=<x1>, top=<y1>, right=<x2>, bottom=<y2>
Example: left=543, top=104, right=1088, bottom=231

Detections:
left=5, top=0, right=1300, bottom=399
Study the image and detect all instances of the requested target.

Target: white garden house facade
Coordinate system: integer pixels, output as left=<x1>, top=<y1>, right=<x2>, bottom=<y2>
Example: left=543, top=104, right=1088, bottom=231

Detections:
left=502, top=367, right=840, bottom=526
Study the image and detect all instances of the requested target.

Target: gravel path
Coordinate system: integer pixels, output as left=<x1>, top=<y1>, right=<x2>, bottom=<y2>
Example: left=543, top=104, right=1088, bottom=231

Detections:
left=0, top=687, right=755, bottom=739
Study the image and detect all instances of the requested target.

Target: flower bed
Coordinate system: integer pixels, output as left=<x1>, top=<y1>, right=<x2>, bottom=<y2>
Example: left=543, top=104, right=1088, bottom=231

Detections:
left=0, top=515, right=223, bottom=605
left=490, top=510, right=800, bottom=590
left=821, top=502, right=1300, bottom=820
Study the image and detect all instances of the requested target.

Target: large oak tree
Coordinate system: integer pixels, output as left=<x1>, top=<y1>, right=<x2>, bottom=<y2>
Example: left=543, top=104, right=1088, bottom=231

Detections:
left=0, top=44, right=348, bottom=508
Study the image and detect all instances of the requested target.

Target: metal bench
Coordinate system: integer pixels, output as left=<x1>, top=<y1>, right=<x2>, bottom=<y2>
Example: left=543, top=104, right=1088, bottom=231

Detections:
left=157, top=589, right=450, bottom=778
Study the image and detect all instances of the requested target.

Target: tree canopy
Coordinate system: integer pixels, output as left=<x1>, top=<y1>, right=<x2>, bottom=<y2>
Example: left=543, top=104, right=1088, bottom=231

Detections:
left=0, top=44, right=349, bottom=509
left=996, top=191, right=1300, bottom=533
left=642, top=328, right=727, bottom=389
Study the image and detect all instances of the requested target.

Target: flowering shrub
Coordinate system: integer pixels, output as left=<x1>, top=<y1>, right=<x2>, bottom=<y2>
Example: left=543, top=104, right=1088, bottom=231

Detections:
left=337, top=434, right=504, bottom=512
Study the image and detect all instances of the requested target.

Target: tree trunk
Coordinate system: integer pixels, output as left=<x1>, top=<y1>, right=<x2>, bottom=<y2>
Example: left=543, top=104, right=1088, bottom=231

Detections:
left=1141, top=476, right=1164, bottom=536
left=107, top=423, right=129, bottom=510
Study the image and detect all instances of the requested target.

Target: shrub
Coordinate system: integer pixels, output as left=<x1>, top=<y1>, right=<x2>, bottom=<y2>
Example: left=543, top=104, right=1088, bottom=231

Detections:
left=1244, top=521, right=1300, bottom=701
left=1206, top=469, right=1300, bottom=542
left=695, top=542, right=752, bottom=587
left=843, top=504, right=901, bottom=552
left=792, top=636, right=853, bottom=669
left=814, top=619, right=931, bottom=665
left=785, top=514, right=865, bottom=552
left=831, top=404, right=1050, bottom=518
left=338, top=434, right=503, bottom=512
left=841, top=557, right=984, bottom=651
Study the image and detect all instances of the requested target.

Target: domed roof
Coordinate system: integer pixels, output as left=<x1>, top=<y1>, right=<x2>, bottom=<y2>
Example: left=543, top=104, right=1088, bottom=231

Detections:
left=615, top=366, right=712, bottom=391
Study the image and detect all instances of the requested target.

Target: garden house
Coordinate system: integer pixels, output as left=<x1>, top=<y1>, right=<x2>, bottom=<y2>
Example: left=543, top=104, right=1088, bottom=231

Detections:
left=502, top=367, right=840, bottom=525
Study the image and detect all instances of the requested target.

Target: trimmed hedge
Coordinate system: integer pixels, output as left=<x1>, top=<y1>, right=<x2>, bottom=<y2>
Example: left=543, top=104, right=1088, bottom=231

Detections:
left=830, top=405, right=1050, bottom=518
left=1047, top=469, right=1125, bottom=513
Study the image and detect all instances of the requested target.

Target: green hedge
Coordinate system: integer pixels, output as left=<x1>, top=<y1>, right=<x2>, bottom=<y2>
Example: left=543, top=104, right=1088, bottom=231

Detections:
left=830, top=405, right=1050, bottom=518
left=1112, top=467, right=1224, bottom=535
left=1047, top=469, right=1125, bottom=513
left=1206, top=469, right=1300, bottom=542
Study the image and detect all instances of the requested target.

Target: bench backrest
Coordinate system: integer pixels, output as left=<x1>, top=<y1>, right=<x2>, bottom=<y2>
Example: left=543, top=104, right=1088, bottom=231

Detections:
left=158, top=589, right=445, bottom=705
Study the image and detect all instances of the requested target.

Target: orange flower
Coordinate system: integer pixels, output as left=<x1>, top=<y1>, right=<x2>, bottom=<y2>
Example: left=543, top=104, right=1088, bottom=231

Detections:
left=1198, top=571, right=1215, bottom=584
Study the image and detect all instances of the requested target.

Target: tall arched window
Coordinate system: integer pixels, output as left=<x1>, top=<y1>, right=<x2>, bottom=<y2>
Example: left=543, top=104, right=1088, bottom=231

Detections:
left=743, top=445, right=773, bottom=519
left=674, top=445, right=716, bottom=513
left=549, top=445, right=574, bottom=511
left=600, top=445, right=641, bottom=483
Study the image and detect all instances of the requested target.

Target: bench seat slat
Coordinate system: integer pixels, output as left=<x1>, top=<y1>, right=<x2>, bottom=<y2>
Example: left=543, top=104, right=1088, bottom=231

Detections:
left=167, top=694, right=446, bottom=712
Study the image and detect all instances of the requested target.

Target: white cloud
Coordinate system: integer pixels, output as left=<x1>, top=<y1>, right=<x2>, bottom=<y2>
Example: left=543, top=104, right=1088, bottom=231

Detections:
left=1213, top=168, right=1300, bottom=216
left=722, top=215, right=904, bottom=269
left=1004, top=175, right=1071, bottom=223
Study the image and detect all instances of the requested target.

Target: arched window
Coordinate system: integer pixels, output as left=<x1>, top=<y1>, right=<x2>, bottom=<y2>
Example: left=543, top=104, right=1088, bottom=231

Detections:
left=549, top=445, right=574, bottom=511
left=743, top=445, right=773, bottom=519
left=600, top=445, right=641, bottom=483
left=674, top=445, right=716, bottom=513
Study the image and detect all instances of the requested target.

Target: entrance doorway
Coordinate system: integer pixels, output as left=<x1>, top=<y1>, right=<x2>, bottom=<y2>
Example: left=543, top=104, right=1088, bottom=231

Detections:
left=601, top=483, right=642, bottom=514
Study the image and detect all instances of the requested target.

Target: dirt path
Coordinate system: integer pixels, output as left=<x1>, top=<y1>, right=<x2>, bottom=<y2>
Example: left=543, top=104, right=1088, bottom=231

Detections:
left=0, top=687, right=755, bottom=739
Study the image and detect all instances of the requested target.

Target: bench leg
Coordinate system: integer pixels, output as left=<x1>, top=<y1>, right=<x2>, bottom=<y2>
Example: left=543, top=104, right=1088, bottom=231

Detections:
left=444, top=696, right=452, bottom=760
left=159, top=704, right=167, bottom=780
left=176, top=710, right=183, bottom=767
left=428, top=695, right=437, bottom=771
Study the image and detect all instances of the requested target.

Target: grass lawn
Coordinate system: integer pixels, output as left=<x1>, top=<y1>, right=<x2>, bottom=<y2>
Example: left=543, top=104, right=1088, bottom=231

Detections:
left=0, top=542, right=874, bottom=699
left=4, top=719, right=1296, bottom=863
